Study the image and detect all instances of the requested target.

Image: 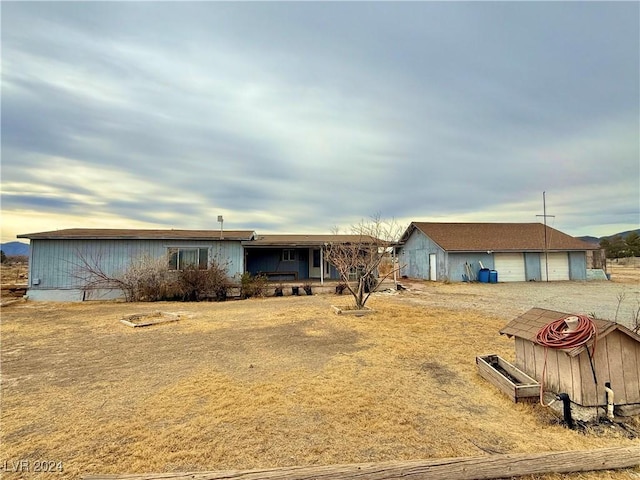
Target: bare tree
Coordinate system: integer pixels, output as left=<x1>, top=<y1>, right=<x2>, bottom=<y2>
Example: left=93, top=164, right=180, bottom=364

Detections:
left=325, top=215, right=404, bottom=310
left=69, top=250, right=170, bottom=301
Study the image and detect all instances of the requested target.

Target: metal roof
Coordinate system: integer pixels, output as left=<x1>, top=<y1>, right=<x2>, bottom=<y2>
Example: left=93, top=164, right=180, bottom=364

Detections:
left=400, top=222, right=598, bottom=252
left=18, top=228, right=256, bottom=241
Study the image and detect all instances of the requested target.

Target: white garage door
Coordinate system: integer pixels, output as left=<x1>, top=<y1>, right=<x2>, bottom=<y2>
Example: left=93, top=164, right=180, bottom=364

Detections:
left=540, top=252, right=569, bottom=281
left=494, top=253, right=526, bottom=282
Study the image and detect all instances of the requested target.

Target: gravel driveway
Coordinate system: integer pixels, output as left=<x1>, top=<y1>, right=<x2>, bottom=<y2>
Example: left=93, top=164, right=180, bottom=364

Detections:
left=382, top=280, right=640, bottom=329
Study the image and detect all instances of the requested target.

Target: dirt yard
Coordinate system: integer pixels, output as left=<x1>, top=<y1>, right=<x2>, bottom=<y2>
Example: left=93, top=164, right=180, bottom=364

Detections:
left=1, top=277, right=639, bottom=479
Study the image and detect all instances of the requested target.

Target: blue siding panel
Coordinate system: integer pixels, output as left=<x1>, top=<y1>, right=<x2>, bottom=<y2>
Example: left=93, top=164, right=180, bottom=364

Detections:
left=569, top=251, right=587, bottom=280
left=399, top=229, right=446, bottom=280
left=27, top=239, right=245, bottom=300
left=448, top=253, right=494, bottom=282
left=524, top=253, right=542, bottom=281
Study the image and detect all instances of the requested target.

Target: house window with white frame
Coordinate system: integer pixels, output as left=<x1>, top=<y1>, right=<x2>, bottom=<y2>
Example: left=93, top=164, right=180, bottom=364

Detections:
left=282, top=249, right=296, bottom=262
left=168, top=247, right=208, bottom=270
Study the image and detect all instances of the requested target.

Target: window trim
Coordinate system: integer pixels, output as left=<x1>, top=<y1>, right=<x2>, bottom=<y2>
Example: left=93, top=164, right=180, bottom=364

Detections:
left=282, top=249, right=296, bottom=262
left=168, top=247, right=209, bottom=270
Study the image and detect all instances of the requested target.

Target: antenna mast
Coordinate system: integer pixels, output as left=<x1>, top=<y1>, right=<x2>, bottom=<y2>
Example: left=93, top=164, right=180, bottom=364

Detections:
left=536, top=191, right=555, bottom=282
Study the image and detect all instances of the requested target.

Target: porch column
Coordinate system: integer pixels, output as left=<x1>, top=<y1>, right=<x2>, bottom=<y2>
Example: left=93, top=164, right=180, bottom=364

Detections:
left=393, top=245, right=397, bottom=286
left=320, top=247, right=324, bottom=285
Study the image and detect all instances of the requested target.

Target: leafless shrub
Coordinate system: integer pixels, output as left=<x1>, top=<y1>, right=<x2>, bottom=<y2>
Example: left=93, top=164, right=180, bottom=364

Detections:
left=632, top=300, right=640, bottom=334
left=325, top=214, right=404, bottom=310
left=121, top=254, right=173, bottom=301
left=240, top=272, right=268, bottom=299
left=176, top=261, right=230, bottom=301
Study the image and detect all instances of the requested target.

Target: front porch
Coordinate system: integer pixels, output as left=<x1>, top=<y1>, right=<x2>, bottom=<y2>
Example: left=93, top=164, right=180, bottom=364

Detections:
left=244, top=245, right=338, bottom=283
left=230, top=278, right=398, bottom=298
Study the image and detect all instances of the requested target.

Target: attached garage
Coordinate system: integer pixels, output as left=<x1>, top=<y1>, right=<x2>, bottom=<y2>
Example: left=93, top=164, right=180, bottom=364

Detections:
left=494, top=253, right=526, bottom=282
left=540, top=252, right=569, bottom=281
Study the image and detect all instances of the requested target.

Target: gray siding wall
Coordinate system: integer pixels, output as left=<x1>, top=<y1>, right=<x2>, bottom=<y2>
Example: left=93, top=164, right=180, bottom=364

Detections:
left=448, top=253, right=494, bottom=282
left=399, top=230, right=446, bottom=280
left=27, top=239, right=244, bottom=298
left=524, top=252, right=542, bottom=281
left=569, top=251, right=587, bottom=280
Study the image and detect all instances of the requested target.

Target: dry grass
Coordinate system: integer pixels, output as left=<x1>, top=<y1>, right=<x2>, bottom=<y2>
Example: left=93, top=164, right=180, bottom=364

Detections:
left=0, top=262, right=28, bottom=285
left=1, top=295, right=639, bottom=479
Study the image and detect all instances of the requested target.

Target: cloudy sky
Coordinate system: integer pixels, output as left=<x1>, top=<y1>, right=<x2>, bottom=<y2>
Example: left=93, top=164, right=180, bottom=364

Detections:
left=2, top=2, right=638, bottom=243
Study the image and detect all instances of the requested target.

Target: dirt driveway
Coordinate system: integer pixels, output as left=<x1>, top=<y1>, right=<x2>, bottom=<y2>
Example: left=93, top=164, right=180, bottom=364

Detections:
left=392, top=277, right=640, bottom=329
left=1, top=279, right=639, bottom=479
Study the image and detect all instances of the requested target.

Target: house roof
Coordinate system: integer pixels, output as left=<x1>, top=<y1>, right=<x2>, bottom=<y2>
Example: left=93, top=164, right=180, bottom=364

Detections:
left=500, top=307, right=640, bottom=357
left=400, top=222, right=597, bottom=252
left=243, top=234, right=378, bottom=247
left=17, top=228, right=256, bottom=241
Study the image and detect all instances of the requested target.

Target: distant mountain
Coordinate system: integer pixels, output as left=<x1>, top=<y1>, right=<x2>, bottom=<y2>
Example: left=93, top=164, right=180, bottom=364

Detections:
left=577, top=229, right=640, bottom=245
left=1, top=241, right=30, bottom=256
left=578, top=236, right=600, bottom=245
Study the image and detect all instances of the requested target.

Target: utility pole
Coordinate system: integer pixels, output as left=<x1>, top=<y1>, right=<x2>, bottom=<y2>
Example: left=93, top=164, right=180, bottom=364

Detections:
left=536, top=192, right=555, bottom=282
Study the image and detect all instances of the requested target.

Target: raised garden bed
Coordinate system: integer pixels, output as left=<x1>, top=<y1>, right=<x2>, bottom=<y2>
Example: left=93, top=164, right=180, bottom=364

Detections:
left=331, top=305, right=374, bottom=316
left=476, top=354, right=540, bottom=403
left=120, top=311, right=180, bottom=328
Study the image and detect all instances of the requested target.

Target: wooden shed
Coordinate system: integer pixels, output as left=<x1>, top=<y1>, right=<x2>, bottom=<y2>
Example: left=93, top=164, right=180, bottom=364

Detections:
left=500, top=308, right=640, bottom=412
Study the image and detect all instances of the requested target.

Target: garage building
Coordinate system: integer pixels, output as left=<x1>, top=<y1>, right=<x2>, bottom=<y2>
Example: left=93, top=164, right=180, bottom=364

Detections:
left=397, top=222, right=598, bottom=282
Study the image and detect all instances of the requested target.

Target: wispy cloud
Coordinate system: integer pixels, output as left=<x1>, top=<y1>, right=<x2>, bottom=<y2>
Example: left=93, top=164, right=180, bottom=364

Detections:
left=2, top=2, right=638, bottom=242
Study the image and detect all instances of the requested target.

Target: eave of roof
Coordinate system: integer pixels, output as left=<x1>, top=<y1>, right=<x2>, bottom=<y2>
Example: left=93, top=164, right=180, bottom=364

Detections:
left=17, top=228, right=256, bottom=241
left=243, top=234, right=378, bottom=247
left=400, top=222, right=598, bottom=252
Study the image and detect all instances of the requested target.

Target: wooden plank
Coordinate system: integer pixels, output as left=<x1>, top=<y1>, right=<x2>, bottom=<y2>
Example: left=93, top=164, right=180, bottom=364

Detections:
left=83, top=446, right=640, bottom=480
left=555, top=347, right=575, bottom=400
left=477, top=356, right=517, bottom=401
left=579, top=349, right=598, bottom=406
left=605, top=333, right=626, bottom=404
left=569, top=355, right=582, bottom=404
left=621, top=334, right=640, bottom=404
left=545, top=350, right=561, bottom=394
left=592, top=334, right=610, bottom=406
left=533, top=344, right=546, bottom=385
left=514, top=338, right=525, bottom=371
left=476, top=356, right=539, bottom=402
left=495, top=357, right=538, bottom=385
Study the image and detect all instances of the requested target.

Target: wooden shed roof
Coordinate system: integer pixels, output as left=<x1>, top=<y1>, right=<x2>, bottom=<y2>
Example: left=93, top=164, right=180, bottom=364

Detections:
left=18, top=228, right=256, bottom=241
left=500, top=307, right=640, bottom=357
left=244, top=234, right=378, bottom=247
left=401, top=222, right=597, bottom=252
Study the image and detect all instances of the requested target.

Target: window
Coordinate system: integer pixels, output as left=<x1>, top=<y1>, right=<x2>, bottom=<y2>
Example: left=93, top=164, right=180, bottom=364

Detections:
left=168, top=248, right=208, bottom=270
left=282, top=249, right=296, bottom=261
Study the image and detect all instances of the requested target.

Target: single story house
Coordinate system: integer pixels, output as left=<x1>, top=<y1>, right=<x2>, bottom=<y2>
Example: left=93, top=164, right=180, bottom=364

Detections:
left=17, top=229, right=376, bottom=301
left=17, top=228, right=255, bottom=301
left=397, top=222, right=598, bottom=282
left=500, top=307, right=640, bottom=413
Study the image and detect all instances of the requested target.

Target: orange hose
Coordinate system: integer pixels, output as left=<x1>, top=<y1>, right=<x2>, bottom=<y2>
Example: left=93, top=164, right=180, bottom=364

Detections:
left=535, top=314, right=597, bottom=406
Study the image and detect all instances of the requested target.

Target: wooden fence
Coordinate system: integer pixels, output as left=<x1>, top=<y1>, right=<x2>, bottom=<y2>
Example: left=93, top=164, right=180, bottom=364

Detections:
left=84, top=445, right=640, bottom=480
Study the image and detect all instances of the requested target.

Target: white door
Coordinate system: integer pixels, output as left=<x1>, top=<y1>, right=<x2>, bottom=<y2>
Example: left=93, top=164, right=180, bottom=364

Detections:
left=540, top=252, right=569, bottom=281
left=429, top=254, right=437, bottom=281
left=309, top=248, right=321, bottom=278
left=494, top=253, right=526, bottom=282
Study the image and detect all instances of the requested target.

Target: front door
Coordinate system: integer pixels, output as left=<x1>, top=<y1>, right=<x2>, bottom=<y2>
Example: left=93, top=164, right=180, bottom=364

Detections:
left=429, top=254, right=437, bottom=281
left=309, top=248, right=321, bottom=278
